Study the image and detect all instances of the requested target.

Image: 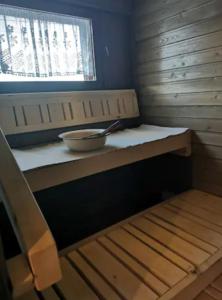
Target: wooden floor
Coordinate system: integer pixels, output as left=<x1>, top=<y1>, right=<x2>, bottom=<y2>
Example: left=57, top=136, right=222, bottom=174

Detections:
left=18, top=190, right=222, bottom=300
left=195, top=274, right=222, bottom=300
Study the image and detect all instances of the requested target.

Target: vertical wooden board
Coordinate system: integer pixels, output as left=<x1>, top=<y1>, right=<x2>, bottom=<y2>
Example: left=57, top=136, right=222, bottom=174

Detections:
left=104, top=99, right=111, bottom=116
left=90, top=99, right=103, bottom=118
left=41, top=288, right=60, bottom=300
left=117, top=97, right=125, bottom=115
left=0, top=129, right=61, bottom=291
left=123, top=223, right=195, bottom=273
left=23, top=105, right=42, bottom=126
left=132, top=94, right=140, bottom=114
left=7, top=254, right=34, bottom=299
left=151, top=206, right=222, bottom=247
left=48, top=103, right=64, bottom=123
left=14, top=106, right=26, bottom=126
left=0, top=106, right=16, bottom=133
left=108, top=97, right=119, bottom=116
left=107, top=228, right=187, bottom=286
left=145, top=213, right=217, bottom=254
left=131, top=217, right=210, bottom=265
left=123, top=96, right=132, bottom=115
left=68, top=250, right=122, bottom=300
left=79, top=241, right=159, bottom=300
left=62, top=103, right=73, bottom=121
left=57, top=257, right=98, bottom=300
left=98, top=236, right=169, bottom=296
left=82, top=100, right=93, bottom=118
left=39, top=104, right=50, bottom=123
left=121, top=96, right=127, bottom=115
left=71, top=101, right=84, bottom=120
left=100, top=99, right=108, bottom=116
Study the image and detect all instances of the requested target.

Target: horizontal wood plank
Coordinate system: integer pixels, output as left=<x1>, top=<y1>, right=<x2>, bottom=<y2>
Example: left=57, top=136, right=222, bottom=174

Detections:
left=135, top=0, right=222, bottom=194
left=79, top=241, right=158, bottom=300
left=136, top=0, right=222, bottom=41
left=107, top=228, right=187, bottom=286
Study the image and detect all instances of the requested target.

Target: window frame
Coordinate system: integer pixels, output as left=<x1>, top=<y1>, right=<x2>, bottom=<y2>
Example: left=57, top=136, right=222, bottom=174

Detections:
left=0, top=2, right=105, bottom=93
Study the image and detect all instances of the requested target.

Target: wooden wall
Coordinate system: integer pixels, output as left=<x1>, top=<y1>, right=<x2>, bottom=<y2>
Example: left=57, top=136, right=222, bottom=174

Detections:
left=134, top=0, right=222, bottom=196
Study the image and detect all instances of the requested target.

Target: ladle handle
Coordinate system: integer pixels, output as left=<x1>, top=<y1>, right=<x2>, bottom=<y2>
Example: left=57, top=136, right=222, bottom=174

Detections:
left=103, top=121, right=121, bottom=136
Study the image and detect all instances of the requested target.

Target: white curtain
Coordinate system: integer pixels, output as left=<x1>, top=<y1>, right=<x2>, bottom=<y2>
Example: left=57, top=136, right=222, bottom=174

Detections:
left=0, top=5, right=96, bottom=81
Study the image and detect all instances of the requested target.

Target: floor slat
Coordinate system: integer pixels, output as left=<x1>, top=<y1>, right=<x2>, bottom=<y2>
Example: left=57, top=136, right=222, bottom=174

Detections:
left=123, top=223, right=195, bottom=273
left=195, top=273, right=222, bottom=300
left=41, top=288, right=60, bottom=300
left=68, top=250, right=122, bottom=300
left=56, top=257, right=99, bottom=300
left=181, top=190, right=222, bottom=214
left=151, top=205, right=222, bottom=248
left=170, top=198, right=222, bottom=227
left=79, top=241, right=159, bottom=300
left=195, top=292, right=215, bottom=300
left=15, top=190, right=222, bottom=300
left=165, top=204, right=222, bottom=235
left=17, top=291, right=40, bottom=300
left=130, top=216, right=210, bottom=266
left=107, top=228, right=187, bottom=287
left=145, top=213, right=217, bottom=254
left=205, top=287, right=222, bottom=300
left=212, top=275, right=222, bottom=292
left=98, top=236, right=169, bottom=296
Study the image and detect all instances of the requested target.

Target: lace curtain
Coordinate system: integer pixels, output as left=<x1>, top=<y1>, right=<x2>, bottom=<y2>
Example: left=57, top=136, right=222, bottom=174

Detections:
left=0, top=5, right=96, bottom=81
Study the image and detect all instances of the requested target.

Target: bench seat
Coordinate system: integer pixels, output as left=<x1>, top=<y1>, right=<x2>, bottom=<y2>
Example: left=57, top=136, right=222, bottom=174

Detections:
left=17, top=189, right=222, bottom=300
left=12, top=125, right=191, bottom=192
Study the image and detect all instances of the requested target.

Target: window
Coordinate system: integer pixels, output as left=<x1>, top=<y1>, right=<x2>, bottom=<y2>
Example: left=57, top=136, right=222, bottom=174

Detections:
left=0, top=5, right=96, bottom=82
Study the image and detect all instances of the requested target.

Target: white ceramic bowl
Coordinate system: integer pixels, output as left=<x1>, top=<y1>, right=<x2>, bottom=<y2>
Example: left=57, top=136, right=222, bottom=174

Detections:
left=59, top=129, right=106, bottom=152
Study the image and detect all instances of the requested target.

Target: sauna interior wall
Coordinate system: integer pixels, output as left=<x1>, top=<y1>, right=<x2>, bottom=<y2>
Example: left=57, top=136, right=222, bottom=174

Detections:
left=134, top=0, right=222, bottom=195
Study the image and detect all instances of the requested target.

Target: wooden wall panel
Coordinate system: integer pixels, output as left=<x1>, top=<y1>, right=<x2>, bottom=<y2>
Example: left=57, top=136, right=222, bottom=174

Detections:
left=134, top=0, right=222, bottom=195
left=0, top=90, right=139, bottom=135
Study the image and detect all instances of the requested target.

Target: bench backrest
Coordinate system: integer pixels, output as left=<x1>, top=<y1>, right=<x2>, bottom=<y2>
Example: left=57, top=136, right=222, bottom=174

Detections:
left=0, top=129, right=61, bottom=293
left=0, top=90, right=139, bottom=135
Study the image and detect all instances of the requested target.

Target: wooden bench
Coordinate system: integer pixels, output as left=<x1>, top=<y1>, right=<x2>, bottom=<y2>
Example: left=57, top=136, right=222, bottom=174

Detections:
left=1, top=128, right=222, bottom=300
left=0, top=89, right=191, bottom=192
left=0, top=90, right=139, bottom=136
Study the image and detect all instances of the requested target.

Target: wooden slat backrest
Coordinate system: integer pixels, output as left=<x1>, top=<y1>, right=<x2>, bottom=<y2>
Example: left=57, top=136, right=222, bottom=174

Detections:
left=0, top=129, right=62, bottom=292
left=0, top=90, right=139, bottom=135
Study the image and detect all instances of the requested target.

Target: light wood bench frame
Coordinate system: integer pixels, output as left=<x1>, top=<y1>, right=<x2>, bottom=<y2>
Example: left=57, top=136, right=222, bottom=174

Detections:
left=0, top=90, right=139, bottom=135
left=2, top=126, right=222, bottom=300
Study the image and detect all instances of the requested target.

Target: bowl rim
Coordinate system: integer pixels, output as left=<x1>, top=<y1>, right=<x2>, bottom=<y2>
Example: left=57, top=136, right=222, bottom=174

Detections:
left=59, top=129, right=105, bottom=140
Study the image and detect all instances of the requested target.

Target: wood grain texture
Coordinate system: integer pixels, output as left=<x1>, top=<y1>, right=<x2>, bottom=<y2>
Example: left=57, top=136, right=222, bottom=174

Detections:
left=0, top=129, right=61, bottom=292
left=134, top=0, right=222, bottom=195
left=195, top=273, right=222, bottom=299
left=17, top=190, right=222, bottom=300
left=0, top=90, right=139, bottom=135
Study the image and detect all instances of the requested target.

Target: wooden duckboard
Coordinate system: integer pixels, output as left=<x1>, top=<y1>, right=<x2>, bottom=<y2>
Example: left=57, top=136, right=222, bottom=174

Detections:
left=195, top=273, right=222, bottom=300
left=17, top=190, right=222, bottom=300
